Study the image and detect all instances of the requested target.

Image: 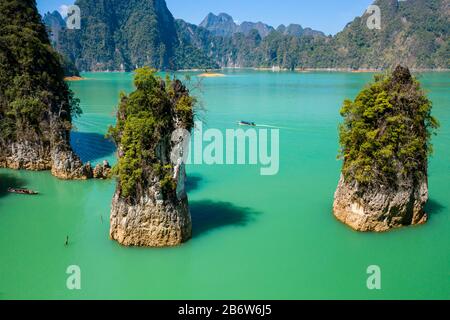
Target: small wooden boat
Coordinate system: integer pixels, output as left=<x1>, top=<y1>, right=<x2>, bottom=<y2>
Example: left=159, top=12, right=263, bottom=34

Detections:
left=238, top=121, right=256, bottom=127
left=7, top=188, right=39, bottom=195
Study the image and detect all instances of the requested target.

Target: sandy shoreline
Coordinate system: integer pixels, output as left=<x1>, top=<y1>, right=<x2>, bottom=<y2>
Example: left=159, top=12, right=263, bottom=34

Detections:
left=64, top=76, right=85, bottom=81
left=198, top=73, right=226, bottom=78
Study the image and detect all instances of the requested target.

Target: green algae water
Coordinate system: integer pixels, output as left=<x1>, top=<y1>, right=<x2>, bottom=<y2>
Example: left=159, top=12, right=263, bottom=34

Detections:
left=0, top=70, right=449, bottom=299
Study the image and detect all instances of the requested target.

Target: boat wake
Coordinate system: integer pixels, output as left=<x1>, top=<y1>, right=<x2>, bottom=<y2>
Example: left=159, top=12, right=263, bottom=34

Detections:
left=255, top=124, right=280, bottom=129
left=255, top=124, right=300, bottom=131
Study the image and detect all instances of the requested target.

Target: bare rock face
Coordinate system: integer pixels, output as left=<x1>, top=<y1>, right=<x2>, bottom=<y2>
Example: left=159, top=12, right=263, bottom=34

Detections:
left=333, top=174, right=428, bottom=232
left=0, top=136, right=92, bottom=180
left=0, top=141, right=52, bottom=171
left=93, top=160, right=112, bottom=179
left=0, top=139, right=92, bottom=179
left=51, top=147, right=92, bottom=180
left=0, top=110, right=105, bottom=180
left=110, top=131, right=192, bottom=247
left=110, top=163, right=191, bottom=247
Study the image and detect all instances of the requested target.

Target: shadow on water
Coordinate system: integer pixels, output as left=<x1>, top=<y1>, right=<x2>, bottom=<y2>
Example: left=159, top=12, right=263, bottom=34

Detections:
left=0, top=174, right=27, bottom=198
left=71, top=132, right=116, bottom=163
left=186, top=175, right=204, bottom=192
left=190, top=200, right=261, bottom=238
left=426, top=199, right=446, bottom=218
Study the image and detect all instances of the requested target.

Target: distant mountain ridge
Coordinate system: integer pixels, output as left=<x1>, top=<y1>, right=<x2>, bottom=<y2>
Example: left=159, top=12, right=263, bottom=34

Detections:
left=199, top=12, right=276, bottom=38
left=44, top=0, right=449, bottom=72
left=199, top=12, right=324, bottom=39
left=277, top=24, right=325, bottom=38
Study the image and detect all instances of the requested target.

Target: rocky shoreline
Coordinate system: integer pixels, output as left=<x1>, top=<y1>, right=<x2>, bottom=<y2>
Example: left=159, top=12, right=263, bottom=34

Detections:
left=0, top=140, right=111, bottom=180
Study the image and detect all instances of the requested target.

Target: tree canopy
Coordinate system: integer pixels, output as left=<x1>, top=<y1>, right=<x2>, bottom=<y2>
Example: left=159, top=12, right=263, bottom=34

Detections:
left=338, top=66, right=439, bottom=187
left=108, top=67, right=195, bottom=199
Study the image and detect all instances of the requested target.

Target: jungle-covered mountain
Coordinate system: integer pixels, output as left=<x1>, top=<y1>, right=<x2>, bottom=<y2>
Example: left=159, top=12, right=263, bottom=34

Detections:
left=44, top=0, right=449, bottom=72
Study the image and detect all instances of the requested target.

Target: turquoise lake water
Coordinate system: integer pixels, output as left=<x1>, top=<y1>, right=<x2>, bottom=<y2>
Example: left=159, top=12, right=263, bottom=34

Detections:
left=0, top=70, right=448, bottom=299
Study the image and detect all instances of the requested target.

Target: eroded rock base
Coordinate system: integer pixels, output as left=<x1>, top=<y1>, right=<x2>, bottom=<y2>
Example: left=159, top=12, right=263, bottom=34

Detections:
left=333, top=175, right=428, bottom=232
left=110, top=192, right=192, bottom=247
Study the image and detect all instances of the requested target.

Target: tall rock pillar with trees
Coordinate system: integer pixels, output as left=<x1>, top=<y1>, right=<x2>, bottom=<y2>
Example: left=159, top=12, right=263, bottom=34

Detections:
left=109, top=67, right=195, bottom=247
left=333, top=66, right=439, bottom=232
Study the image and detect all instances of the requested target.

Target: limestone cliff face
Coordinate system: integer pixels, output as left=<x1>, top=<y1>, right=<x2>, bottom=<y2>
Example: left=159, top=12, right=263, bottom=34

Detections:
left=110, top=137, right=192, bottom=247
left=0, top=118, right=91, bottom=180
left=51, top=146, right=91, bottom=180
left=110, top=165, right=191, bottom=247
left=333, top=174, right=428, bottom=232
left=0, top=141, right=52, bottom=171
left=0, top=133, right=110, bottom=180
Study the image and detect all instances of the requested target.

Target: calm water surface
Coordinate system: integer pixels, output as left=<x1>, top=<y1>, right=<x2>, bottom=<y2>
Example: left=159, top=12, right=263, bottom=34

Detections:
left=0, top=70, right=448, bottom=299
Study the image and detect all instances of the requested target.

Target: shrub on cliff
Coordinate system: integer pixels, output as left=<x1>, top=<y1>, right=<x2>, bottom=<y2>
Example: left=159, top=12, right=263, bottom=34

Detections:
left=108, top=67, right=195, bottom=199
left=338, top=66, right=439, bottom=187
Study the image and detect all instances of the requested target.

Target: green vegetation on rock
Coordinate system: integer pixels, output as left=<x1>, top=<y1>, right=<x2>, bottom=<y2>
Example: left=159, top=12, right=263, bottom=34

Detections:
left=338, top=66, right=439, bottom=187
left=108, top=67, right=195, bottom=199
left=52, top=0, right=174, bottom=71
left=0, top=0, right=81, bottom=144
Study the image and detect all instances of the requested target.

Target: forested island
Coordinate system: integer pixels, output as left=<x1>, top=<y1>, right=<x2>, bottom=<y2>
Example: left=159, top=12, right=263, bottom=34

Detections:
left=334, top=66, right=439, bottom=231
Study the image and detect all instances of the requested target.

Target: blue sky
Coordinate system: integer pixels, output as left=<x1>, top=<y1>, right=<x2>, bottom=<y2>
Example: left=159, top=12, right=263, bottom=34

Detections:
left=37, top=0, right=374, bottom=35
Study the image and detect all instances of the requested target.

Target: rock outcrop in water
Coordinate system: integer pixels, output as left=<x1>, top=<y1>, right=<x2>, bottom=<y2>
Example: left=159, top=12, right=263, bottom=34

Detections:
left=334, top=66, right=439, bottom=232
left=0, top=0, right=94, bottom=180
left=109, top=67, right=194, bottom=247
left=1, top=141, right=90, bottom=180
left=93, top=160, right=112, bottom=179
left=333, top=173, right=429, bottom=232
